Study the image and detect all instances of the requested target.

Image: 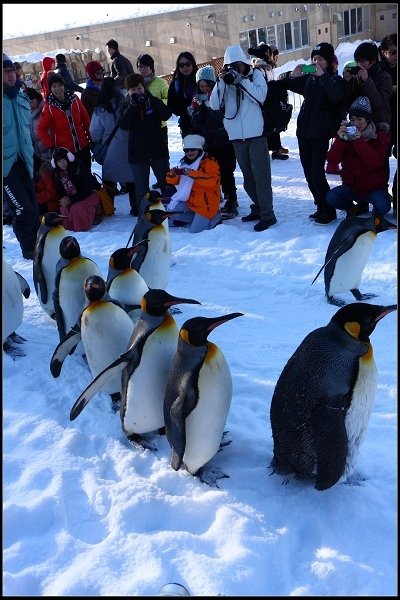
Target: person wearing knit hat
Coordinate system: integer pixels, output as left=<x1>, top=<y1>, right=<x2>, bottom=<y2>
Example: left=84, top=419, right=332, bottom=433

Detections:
left=165, top=135, right=222, bottom=233
left=54, top=53, right=84, bottom=94
left=278, top=42, right=344, bottom=224
left=325, top=94, right=392, bottom=218
left=3, top=52, right=39, bottom=258
left=81, top=61, right=105, bottom=117
left=189, top=64, right=238, bottom=218
left=354, top=41, right=379, bottom=64
left=136, top=52, right=171, bottom=192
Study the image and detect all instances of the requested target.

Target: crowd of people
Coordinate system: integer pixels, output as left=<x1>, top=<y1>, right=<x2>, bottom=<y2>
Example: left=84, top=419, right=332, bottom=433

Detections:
left=3, top=34, right=397, bottom=258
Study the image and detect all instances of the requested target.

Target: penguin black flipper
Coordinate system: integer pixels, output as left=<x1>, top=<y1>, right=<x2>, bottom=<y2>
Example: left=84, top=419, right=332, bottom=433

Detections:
left=15, top=272, right=30, bottom=299
left=311, top=395, right=349, bottom=491
left=70, top=355, right=129, bottom=420
left=168, top=385, right=198, bottom=471
left=33, top=231, right=47, bottom=302
left=50, top=323, right=82, bottom=378
left=53, top=272, right=66, bottom=341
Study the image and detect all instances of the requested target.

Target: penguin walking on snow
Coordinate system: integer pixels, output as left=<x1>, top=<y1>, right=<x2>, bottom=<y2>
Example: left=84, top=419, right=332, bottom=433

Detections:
left=312, top=214, right=397, bottom=306
left=270, top=302, right=397, bottom=491
left=106, top=242, right=149, bottom=325
left=53, top=236, right=102, bottom=346
left=69, top=289, right=201, bottom=449
left=164, top=312, right=243, bottom=487
left=130, top=209, right=182, bottom=290
left=50, top=275, right=135, bottom=412
left=33, top=212, right=69, bottom=319
left=3, top=259, right=30, bottom=354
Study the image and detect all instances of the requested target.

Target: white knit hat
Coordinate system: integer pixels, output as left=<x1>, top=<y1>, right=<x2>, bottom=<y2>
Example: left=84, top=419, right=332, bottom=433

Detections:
left=182, top=134, right=205, bottom=150
left=196, top=65, right=216, bottom=83
left=223, top=45, right=251, bottom=66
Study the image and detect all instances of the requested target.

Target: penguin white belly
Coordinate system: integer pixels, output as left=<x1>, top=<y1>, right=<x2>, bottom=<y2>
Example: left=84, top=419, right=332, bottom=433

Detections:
left=59, top=260, right=102, bottom=333
left=81, top=303, right=135, bottom=394
left=138, top=230, right=170, bottom=289
left=2, top=261, right=24, bottom=343
left=123, top=323, right=178, bottom=434
left=329, top=232, right=375, bottom=295
left=40, top=229, right=68, bottom=316
left=183, top=346, right=233, bottom=475
left=341, top=350, right=378, bottom=482
left=108, top=271, right=148, bottom=309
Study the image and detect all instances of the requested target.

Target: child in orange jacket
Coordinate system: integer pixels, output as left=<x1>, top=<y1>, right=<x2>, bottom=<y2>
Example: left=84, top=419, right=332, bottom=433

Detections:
left=165, top=134, right=222, bottom=233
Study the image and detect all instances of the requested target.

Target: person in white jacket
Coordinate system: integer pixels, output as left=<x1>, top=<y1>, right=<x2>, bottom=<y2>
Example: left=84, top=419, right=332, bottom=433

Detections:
left=210, top=45, right=277, bottom=231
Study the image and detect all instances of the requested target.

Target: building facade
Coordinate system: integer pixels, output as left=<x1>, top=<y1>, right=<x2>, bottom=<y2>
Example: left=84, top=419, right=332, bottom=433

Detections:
left=4, top=3, right=397, bottom=82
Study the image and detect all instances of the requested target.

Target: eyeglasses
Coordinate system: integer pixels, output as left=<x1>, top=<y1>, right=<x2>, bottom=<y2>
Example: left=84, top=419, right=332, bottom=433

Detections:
left=228, top=62, right=242, bottom=70
left=179, top=61, right=192, bottom=68
left=387, top=49, right=397, bottom=56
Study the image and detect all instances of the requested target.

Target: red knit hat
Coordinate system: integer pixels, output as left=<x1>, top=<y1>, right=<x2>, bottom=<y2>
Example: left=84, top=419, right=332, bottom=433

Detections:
left=85, top=61, right=104, bottom=79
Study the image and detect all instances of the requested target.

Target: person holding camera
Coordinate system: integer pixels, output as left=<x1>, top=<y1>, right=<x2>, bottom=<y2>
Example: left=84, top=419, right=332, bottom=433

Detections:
left=116, top=73, right=172, bottom=211
left=279, top=42, right=344, bottom=224
left=188, top=65, right=238, bottom=219
left=209, top=45, right=277, bottom=232
left=325, top=96, right=391, bottom=218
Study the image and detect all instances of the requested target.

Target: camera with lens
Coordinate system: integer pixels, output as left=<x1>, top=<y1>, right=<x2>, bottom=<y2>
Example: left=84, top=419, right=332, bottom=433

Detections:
left=223, top=68, right=240, bottom=85
left=131, top=93, right=147, bottom=105
left=347, top=66, right=360, bottom=75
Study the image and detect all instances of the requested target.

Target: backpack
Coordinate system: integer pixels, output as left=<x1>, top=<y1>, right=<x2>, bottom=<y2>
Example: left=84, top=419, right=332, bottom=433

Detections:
left=239, top=74, right=293, bottom=136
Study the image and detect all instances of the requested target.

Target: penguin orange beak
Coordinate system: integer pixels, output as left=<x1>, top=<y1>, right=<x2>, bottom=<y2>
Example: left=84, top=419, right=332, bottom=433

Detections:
left=128, top=239, right=149, bottom=257
left=374, top=304, right=397, bottom=323
left=206, top=312, right=244, bottom=332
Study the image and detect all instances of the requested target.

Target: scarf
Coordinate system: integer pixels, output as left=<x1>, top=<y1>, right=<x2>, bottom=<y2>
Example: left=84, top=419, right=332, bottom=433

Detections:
left=359, top=121, right=377, bottom=141
left=168, top=152, right=205, bottom=209
left=47, top=88, right=75, bottom=110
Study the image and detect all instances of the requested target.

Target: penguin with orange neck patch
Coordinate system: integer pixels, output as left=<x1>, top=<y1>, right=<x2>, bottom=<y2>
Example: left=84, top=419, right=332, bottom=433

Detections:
left=270, top=302, right=397, bottom=491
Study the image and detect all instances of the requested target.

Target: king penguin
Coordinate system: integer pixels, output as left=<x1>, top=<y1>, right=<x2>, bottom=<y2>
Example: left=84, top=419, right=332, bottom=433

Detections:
left=50, top=275, right=135, bottom=412
left=269, top=302, right=397, bottom=491
left=106, top=241, right=149, bottom=325
left=164, top=312, right=243, bottom=486
left=3, top=259, right=30, bottom=351
left=130, top=209, right=182, bottom=290
left=53, top=236, right=102, bottom=345
left=69, top=289, right=201, bottom=448
left=33, top=212, right=69, bottom=319
left=312, top=214, right=397, bottom=306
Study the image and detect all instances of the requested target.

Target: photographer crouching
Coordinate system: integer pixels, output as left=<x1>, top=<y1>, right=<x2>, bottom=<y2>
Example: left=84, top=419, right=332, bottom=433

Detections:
left=209, top=45, right=277, bottom=231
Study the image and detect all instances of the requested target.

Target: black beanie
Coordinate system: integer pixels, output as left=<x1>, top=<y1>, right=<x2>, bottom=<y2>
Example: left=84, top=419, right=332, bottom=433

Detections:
left=137, top=53, right=155, bottom=72
left=311, top=42, right=335, bottom=65
left=3, top=53, right=15, bottom=69
left=354, top=42, right=379, bottom=63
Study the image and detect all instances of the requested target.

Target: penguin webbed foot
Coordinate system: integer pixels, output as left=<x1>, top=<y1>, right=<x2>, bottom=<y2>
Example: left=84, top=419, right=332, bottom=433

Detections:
left=327, top=295, right=346, bottom=307
left=157, top=426, right=166, bottom=436
left=127, top=433, right=158, bottom=452
left=342, top=471, right=367, bottom=487
left=218, top=431, right=232, bottom=451
left=196, top=465, right=229, bottom=488
left=3, top=336, right=26, bottom=359
left=9, top=332, right=27, bottom=344
left=350, top=289, right=376, bottom=301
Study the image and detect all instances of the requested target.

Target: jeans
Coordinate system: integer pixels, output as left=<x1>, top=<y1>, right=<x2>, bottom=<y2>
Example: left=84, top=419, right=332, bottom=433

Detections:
left=326, top=183, right=391, bottom=215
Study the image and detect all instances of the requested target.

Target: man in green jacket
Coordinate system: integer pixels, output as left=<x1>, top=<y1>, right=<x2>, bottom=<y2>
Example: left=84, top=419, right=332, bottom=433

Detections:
left=3, top=53, right=39, bottom=259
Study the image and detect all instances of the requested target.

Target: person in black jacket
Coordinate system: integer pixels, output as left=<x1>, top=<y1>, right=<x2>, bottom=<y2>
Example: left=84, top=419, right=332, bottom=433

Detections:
left=106, top=39, right=134, bottom=93
left=117, top=73, right=172, bottom=210
left=188, top=65, right=238, bottom=219
left=280, top=42, right=344, bottom=224
left=54, top=53, right=85, bottom=94
left=167, top=52, right=198, bottom=138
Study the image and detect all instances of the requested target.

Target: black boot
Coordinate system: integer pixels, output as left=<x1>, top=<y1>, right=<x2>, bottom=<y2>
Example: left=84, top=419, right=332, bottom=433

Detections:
left=221, top=199, right=239, bottom=220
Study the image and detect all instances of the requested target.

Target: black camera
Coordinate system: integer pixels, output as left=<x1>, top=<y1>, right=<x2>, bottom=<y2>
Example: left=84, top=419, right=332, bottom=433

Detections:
left=131, top=93, right=147, bottom=105
left=347, top=66, right=361, bottom=75
left=223, top=68, right=239, bottom=85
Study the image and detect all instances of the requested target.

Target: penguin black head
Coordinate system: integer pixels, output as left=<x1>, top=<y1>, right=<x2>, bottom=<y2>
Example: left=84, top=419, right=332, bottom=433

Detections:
left=180, top=313, right=244, bottom=346
left=84, top=275, right=106, bottom=301
left=59, top=236, right=80, bottom=259
left=331, top=302, right=397, bottom=343
left=109, top=240, right=149, bottom=270
left=145, top=209, right=170, bottom=225
left=372, top=214, right=397, bottom=234
left=141, top=289, right=201, bottom=316
left=42, top=212, right=67, bottom=227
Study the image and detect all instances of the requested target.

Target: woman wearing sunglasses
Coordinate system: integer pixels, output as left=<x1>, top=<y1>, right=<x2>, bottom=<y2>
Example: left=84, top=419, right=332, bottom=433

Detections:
left=167, top=52, right=198, bottom=138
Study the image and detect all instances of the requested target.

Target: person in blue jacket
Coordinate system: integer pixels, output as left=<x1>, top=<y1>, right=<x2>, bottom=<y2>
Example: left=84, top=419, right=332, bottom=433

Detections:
left=3, top=53, right=39, bottom=259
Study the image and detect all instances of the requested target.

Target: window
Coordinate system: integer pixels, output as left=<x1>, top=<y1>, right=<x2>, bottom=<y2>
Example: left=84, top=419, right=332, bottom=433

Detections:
left=257, top=27, right=266, bottom=44
left=248, top=29, right=257, bottom=47
left=342, top=6, right=370, bottom=38
left=239, top=30, right=249, bottom=54
left=243, top=18, right=308, bottom=55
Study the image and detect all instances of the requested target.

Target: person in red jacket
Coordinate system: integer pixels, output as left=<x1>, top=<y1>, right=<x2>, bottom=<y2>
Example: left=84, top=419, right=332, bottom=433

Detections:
left=40, top=56, right=55, bottom=97
left=326, top=96, right=391, bottom=217
left=37, top=73, right=92, bottom=170
left=34, top=161, right=59, bottom=214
